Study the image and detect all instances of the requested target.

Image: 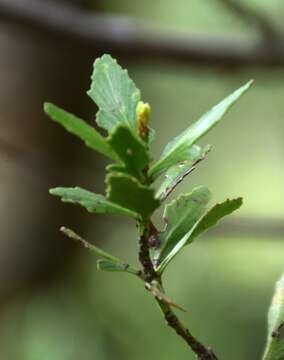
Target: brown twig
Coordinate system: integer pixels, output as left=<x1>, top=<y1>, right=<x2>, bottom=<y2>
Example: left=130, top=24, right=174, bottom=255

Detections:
left=1, top=0, right=284, bottom=68
left=158, top=299, right=218, bottom=360
left=138, top=222, right=157, bottom=282
left=138, top=220, right=219, bottom=359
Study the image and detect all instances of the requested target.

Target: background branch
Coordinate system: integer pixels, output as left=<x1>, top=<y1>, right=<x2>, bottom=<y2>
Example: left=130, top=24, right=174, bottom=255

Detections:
left=1, top=0, right=284, bottom=68
left=216, top=0, right=281, bottom=41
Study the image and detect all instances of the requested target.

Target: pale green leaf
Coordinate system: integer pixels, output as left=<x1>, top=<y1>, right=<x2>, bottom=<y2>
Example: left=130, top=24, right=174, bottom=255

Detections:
left=106, top=173, right=160, bottom=219
left=106, top=163, right=128, bottom=174
left=156, top=145, right=210, bottom=200
left=149, top=81, right=253, bottom=179
left=108, top=125, right=150, bottom=180
left=97, top=259, right=141, bottom=276
left=49, top=186, right=137, bottom=218
left=44, top=102, right=117, bottom=160
left=189, top=197, right=243, bottom=243
left=154, top=186, right=211, bottom=273
left=87, top=54, right=141, bottom=132
left=263, top=272, right=284, bottom=360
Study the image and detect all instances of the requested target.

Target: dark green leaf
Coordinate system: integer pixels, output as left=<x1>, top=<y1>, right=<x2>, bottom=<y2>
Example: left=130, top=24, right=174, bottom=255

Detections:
left=87, top=54, right=141, bottom=132
left=189, top=198, right=243, bottom=243
left=44, top=102, right=117, bottom=160
left=49, top=186, right=137, bottom=218
left=106, top=163, right=128, bottom=174
left=154, top=186, right=211, bottom=272
left=106, top=173, right=160, bottom=219
left=156, top=145, right=210, bottom=200
left=263, top=272, right=284, bottom=360
left=149, top=81, right=253, bottom=179
left=108, top=125, right=150, bottom=180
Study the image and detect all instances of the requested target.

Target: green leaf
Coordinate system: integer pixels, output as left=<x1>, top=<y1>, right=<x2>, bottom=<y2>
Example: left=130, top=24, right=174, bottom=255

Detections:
left=106, top=163, right=128, bottom=174
left=154, top=186, right=211, bottom=272
left=44, top=102, right=117, bottom=160
left=108, top=125, right=150, bottom=180
left=149, top=80, right=253, bottom=179
left=87, top=54, right=141, bottom=132
left=189, top=198, right=243, bottom=243
left=49, top=186, right=137, bottom=218
left=97, top=259, right=141, bottom=276
left=263, top=272, right=284, bottom=360
left=106, top=173, right=160, bottom=219
left=156, top=145, right=210, bottom=200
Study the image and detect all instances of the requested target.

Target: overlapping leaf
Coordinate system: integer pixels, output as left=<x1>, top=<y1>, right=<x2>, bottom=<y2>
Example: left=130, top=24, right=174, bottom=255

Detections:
left=189, top=198, right=243, bottom=243
left=153, top=186, right=211, bottom=272
left=107, top=125, right=150, bottom=180
left=49, top=186, right=137, bottom=218
left=44, top=102, right=117, bottom=160
left=106, top=173, right=160, bottom=219
left=154, top=194, right=243, bottom=273
left=106, top=163, right=128, bottom=174
left=46, top=55, right=252, bottom=289
left=263, top=272, right=284, bottom=360
left=149, top=80, right=253, bottom=179
left=87, top=54, right=141, bottom=132
left=156, top=145, right=210, bottom=200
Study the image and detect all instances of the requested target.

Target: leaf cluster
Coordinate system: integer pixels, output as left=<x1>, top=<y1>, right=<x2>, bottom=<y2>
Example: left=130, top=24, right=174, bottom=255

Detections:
left=45, top=54, right=252, bottom=275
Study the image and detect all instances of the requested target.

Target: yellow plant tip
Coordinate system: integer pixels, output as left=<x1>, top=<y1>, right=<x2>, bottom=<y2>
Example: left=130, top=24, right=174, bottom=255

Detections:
left=137, top=101, right=151, bottom=139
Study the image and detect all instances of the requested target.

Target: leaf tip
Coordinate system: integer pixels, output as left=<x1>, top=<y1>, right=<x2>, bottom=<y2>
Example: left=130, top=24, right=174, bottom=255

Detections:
left=237, top=197, right=243, bottom=205
left=49, top=187, right=57, bottom=195
left=43, top=102, right=53, bottom=114
left=240, top=79, right=254, bottom=93
left=96, top=259, right=105, bottom=271
left=230, top=197, right=243, bottom=209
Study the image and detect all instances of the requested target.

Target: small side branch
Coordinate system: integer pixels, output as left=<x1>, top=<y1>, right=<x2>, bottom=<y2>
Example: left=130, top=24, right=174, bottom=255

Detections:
left=61, top=226, right=142, bottom=278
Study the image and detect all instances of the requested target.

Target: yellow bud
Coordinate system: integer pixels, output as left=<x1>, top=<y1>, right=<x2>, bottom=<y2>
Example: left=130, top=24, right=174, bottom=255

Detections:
left=137, top=101, right=151, bottom=140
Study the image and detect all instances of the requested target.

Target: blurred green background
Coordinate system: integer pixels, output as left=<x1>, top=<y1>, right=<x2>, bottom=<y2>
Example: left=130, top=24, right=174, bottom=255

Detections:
left=0, top=0, right=284, bottom=359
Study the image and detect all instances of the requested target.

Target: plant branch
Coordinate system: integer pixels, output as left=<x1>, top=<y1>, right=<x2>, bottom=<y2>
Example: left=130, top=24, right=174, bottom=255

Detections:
left=2, top=0, right=284, bottom=68
left=156, top=283, right=218, bottom=360
left=61, top=226, right=142, bottom=278
left=216, top=0, right=281, bottom=41
left=138, top=217, right=218, bottom=359
left=138, top=221, right=157, bottom=282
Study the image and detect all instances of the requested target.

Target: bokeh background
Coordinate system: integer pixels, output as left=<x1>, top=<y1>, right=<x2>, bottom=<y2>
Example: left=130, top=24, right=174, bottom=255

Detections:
left=0, top=0, right=284, bottom=359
